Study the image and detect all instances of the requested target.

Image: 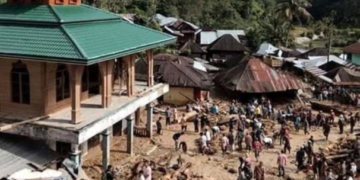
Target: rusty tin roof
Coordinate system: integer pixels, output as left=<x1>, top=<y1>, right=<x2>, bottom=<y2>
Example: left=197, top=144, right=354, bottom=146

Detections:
left=216, top=57, right=305, bottom=93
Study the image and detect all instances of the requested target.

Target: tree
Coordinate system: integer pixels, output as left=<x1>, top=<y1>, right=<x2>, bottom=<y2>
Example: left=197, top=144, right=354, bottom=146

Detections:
left=275, top=0, right=312, bottom=24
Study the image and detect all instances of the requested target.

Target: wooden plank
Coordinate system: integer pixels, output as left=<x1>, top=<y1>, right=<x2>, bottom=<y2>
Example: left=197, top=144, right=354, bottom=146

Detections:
left=0, top=115, right=49, bottom=132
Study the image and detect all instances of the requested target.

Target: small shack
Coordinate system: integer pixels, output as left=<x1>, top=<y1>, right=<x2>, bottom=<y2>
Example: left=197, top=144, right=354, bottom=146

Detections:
left=215, top=57, right=305, bottom=97
left=136, top=54, right=212, bottom=105
left=323, top=67, right=360, bottom=86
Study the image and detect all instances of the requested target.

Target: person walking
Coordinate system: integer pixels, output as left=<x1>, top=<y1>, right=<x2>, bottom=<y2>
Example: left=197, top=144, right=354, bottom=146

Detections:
left=252, top=138, right=262, bottom=162
left=156, top=117, right=162, bottom=135
left=180, top=114, right=187, bottom=132
left=253, top=161, right=265, bottom=180
left=304, top=117, right=310, bottom=135
left=172, top=132, right=184, bottom=151
left=173, top=106, right=178, bottom=123
left=165, top=107, right=171, bottom=127
left=194, top=115, right=199, bottom=133
left=277, top=150, right=287, bottom=177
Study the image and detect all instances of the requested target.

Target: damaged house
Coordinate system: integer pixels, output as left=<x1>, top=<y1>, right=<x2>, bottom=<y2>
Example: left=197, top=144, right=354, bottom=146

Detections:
left=215, top=57, right=305, bottom=96
left=136, top=54, right=212, bottom=105
left=154, top=14, right=201, bottom=48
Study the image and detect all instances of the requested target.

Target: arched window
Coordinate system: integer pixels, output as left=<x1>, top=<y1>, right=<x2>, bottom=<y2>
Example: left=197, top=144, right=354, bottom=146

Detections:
left=56, top=64, right=70, bottom=102
left=11, top=61, right=30, bottom=104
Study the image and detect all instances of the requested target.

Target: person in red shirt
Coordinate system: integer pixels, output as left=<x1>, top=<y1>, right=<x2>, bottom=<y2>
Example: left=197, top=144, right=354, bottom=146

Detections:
left=252, top=138, right=262, bottom=162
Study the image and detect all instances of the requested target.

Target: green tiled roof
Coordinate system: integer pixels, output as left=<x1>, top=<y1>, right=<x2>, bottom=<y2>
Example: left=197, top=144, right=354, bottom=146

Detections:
left=0, top=24, right=82, bottom=59
left=52, top=5, right=119, bottom=23
left=0, top=4, right=58, bottom=22
left=0, top=4, right=176, bottom=64
left=64, top=20, right=175, bottom=61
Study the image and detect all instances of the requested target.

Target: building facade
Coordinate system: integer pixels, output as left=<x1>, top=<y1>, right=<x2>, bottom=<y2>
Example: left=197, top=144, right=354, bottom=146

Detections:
left=0, top=0, right=175, bottom=173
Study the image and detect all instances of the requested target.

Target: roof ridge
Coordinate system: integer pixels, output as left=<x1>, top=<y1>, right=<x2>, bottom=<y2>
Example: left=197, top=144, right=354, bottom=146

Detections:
left=235, top=58, right=250, bottom=89
left=60, top=25, right=86, bottom=59
left=168, top=60, right=200, bottom=87
left=48, top=5, right=62, bottom=23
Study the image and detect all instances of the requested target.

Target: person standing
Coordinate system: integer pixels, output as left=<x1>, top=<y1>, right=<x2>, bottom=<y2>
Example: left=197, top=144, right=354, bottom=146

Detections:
left=237, top=119, right=245, bottom=151
left=142, top=160, right=152, bottom=180
left=194, top=115, right=199, bottom=133
left=172, top=132, right=184, bottom=151
left=252, top=138, right=262, bottom=162
left=277, top=150, right=287, bottom=177
left=253, top=161, right=265, bottom=180
left=323, top=123, right=331, bottom=140
left=173, top=106, right=178, bottom=123
left=350, top=113, right=356, bottom=134
left=221, top=133, right=229, bottom=155
left=283, top=135, right=291, bottom=154
left=229, top=117, right=235, bottom=132
left=200, top=114, right=207, bottom=130
left=296, top=147, right=305, bottom=172
left=339, top=114, right=345, bottom=134
left=180, top=114, right=187, bottom=132
left=200, top=132, right=207, bottom=154
left=228, top=131, right=235, bottom=152
left=165, top=107, right=171, bottom=127
left=294, top=114, right=301, bottom=132
left=156, top=117, right=162, bottom=135
left=245, top=133, right=252, bottom=151
left=304, top=118, right=310, bottom=135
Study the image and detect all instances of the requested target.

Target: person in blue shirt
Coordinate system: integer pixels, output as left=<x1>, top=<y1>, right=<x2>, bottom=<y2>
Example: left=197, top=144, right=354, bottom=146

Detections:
left=210, top=104, right=218, bottom=114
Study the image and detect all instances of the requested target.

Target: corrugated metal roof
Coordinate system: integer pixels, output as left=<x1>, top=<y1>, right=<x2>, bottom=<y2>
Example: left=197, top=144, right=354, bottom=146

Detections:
left=344, top=42, right=360, bottom=54
left=0, top=134, right=59, bottom=178
left=256, top=42, right=279, bottom=55
left=215, top=57, right=306, bottom=93
left=200, top=30, right=245, bottom=45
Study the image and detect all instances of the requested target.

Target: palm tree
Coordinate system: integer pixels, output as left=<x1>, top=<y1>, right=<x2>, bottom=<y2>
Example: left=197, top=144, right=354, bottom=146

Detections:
left=275, top=0, right=312, bottom=23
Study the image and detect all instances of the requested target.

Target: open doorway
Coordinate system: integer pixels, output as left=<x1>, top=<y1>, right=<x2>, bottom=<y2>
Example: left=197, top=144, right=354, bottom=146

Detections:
left=88, top=64, right=100, bottom=95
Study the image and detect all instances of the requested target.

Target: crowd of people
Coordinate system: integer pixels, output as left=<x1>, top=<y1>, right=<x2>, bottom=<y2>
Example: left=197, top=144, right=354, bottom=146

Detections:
left=154, top=96, right=360, bottom=180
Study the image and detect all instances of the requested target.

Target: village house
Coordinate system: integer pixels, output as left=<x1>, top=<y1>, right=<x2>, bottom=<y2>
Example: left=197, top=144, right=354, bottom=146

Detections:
left=136, top=54, right=212, bottom=105
left=178, top=40, right=207, bottom=59
left=344, top=42, right=360, bottom=66
left=154, top=14, right=201, bottom=48
left=215, top=57, right=306, bottom=98
left=197, top=29, right=246, bottom=48
left=206, top=34, right=250, bottom=65
left=0, top=0, right=175, bottom=177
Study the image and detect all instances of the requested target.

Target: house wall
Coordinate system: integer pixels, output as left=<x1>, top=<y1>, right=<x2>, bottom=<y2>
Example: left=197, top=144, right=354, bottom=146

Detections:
left=351, top=53, right=360, bottom=65
left=43, top=63, right=89, bottom=115
left=0, top=59, right=45, bottom=116
left=164, top=87, right=194, bottom=105
left=0, top=59, right=91, bottom=117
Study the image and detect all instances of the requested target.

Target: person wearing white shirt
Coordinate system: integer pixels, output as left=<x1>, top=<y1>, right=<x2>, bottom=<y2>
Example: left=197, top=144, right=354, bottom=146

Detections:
left=351, top=162, right=357, bottom=178
left=205, top=129, right=211, bottom=145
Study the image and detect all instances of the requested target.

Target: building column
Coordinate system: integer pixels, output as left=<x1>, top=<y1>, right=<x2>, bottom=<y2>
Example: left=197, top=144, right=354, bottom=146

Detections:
left=135, top=108, right=141, bottom=126
left=70, top=144, right=81, bottom=175
left=102, top=128, right=111, bottom=171
left=125, top=55, right=136, bottom=97
left=126, top=116, right=134, bottom=156
left=68, top=65, right=84, bottom=124
left=146, top=49, right=154, bottom=87
left=99, top=60, right=114, bottom=108
left=146, top=104, right=153, bottom=138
